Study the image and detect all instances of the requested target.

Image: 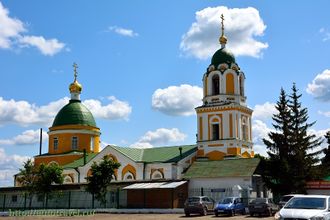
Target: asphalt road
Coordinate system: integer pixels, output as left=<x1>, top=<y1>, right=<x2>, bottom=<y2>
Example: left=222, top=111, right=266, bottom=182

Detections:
left=0, top=213, right=275, bottom=220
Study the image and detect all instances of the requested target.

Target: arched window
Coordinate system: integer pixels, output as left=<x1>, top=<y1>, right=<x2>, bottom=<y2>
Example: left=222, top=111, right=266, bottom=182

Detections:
left=212, top=75, right=220, bottom=95
left=53, top=137, right=58, bottom=151
left=226, top=73, right=234, bottom=94
left=210, top=117, right=221, bottom=140
left=64, top=175, right=73, bottom=183
left=239, top=75, right=244, bottom=96
left=71, top=136, right=78, bottom=150
left=241, top=117, right=248, bottom=141
left=123, top=172, right=135, bottom=180
left=90, top=136, right=94, bottom=151
left=151, top=170, right=164, bottom=180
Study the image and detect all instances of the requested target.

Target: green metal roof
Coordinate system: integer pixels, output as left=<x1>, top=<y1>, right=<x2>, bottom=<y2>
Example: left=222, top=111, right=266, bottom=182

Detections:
left=110, top=145, right=197, bottom=163
left=211, top=48, right=236, bottom=67
left=52, top=100, right=97, bottom=127
left=184, top=158, right=260, bottom=179
left=63, top=152, right=98, bottom=169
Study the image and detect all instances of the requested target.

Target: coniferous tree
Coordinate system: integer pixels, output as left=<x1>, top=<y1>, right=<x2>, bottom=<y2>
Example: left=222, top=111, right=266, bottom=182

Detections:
left=262, top=88, right=293, bottom=195
left=288, top=84, right=323, bottom=193
left=321, top=131, right=330, bottom=176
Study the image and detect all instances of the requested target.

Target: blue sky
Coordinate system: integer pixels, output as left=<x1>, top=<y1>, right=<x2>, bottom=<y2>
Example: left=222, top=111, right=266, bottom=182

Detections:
left=1, top=1, right=330, bottom=186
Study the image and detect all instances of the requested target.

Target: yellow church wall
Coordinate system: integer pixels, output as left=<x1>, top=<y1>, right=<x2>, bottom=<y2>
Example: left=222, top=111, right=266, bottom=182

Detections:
left=49, top=132, right=100, bottom=154
left=197, top=149, right=205, bottom=157
left=34, top=154, right=83, bottom=166
left=227, top=147, right=241, bottom=156
left=226, top=73, right=234, bottom=94
left=206, top=151, right=225, bottom=160
left=242, top=151, right=251, bottom=158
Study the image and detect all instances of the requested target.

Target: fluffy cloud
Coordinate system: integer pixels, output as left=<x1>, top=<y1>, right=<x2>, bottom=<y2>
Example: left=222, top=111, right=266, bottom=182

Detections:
left=0, top=2, right=65, bottom=55
left=306, top=69, right=330, bottom=101
left=108, top=26, right=138, bottom=37
left=320, top=28, right=330, bottom=42
left=0, top=97, right=68, bottom=126
left=180, top=6, right=268, bottom=59
left=83, top=96, right=132, bottom=120
left=19, top=36, right=65, bottom=56
left=318, top=110, right=330, bottom=117
left=252, top=102, right=276, bottom=120
left=131, top=128, right=187, bottom=148
left=152, top=84, right=203, bottom=116
left=0, top=96, right=131, bottom=126
left=0, top=1, right=25, bottom=48
left=0, top=148, right=30, bottom=187
left=0, top=129, right=48, bottom=146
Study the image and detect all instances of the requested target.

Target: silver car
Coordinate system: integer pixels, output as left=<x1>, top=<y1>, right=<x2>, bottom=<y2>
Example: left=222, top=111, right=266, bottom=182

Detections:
left=275, top=195, right=330, bottom=220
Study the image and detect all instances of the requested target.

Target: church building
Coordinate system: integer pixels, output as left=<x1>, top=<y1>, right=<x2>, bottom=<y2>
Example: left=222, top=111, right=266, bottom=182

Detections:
left=13, top=15, right=262, bottom=208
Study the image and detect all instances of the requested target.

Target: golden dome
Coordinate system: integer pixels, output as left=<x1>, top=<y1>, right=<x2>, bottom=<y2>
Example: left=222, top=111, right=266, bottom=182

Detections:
left=69, top=80, right=82, bottom=93
left=219, top=35, right=227, bottom=45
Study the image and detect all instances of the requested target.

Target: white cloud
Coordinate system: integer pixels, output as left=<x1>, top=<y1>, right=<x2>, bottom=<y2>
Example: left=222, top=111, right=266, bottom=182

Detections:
left=0, top=2, right=65, bottom=55
left=318, top=110, right=330, bottom=117
left=180, top=6, right=268, bottom=59
left=0, top=148, right=30, bottom=187
left=19, top=36, right=65, bottom=56
left=0, top=96, right=132, bottom=127
left=131, top=128, right=187, bottom=148
left=83, top=96, right=132, bottom=120
left=0, top=2, right=25, bottom=48
left=306, top=69, right=330, bottom=101
left=0, top=97, right=68, bottom=126
left=108, top=26, right=138, bottom=37
left=252, top=102, right=276, bottom=120
left=0, top=129, right=48, bottom=146
left=252, top=120, right=273, bottom=157
left=152, top=84, right=203, bottom=116
left=320, top=28, right=330, bottom=42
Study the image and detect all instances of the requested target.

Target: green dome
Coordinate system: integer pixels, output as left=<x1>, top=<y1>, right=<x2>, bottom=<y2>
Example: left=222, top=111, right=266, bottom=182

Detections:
left=211, top=48, right=236, bottom=67
left=52, top=100, right=96, bottom=127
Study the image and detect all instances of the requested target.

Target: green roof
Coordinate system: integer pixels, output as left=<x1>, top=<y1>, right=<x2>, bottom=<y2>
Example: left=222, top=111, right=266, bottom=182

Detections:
left=184, top=158, right=260, bottom=179
left=63, top=152, right=98, bottom=169
left=211, top=48, right=236, bottom=67
left=52, top=100, right=97, bottom=127
left=110, top=145, right=197, bottom=163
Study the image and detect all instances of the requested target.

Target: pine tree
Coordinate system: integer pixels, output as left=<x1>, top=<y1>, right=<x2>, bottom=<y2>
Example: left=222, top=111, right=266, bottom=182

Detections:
left=321, top=131, right=330, bottom=176
left=262, top=88, right=293, bottom=195
left=288, top=84, right=323, bottom=193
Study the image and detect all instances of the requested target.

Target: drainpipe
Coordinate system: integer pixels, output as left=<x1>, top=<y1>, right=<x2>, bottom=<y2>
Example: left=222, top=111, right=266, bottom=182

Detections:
left=74, top=168, right=80, bottom=183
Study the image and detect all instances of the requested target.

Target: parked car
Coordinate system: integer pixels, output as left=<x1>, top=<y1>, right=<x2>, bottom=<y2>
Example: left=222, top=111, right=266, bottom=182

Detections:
left=248, top=198, right=279, bottom=216
left=184, top=196, right=215, bottom=216
left=275, top=195, right=330, bottom=220
left=278, top=194, right=303, bottom=208
left=214, top=197, right=246, bottom=216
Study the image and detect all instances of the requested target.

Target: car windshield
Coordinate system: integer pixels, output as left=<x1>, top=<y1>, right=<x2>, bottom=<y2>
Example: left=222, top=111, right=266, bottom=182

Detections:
left=250, top=198, right=267, bottom=204
left=284, top=197, right=326, bottom=210
left=188, top=197, right=200, bottom=203
left=221, top=198, right=233, bottom=204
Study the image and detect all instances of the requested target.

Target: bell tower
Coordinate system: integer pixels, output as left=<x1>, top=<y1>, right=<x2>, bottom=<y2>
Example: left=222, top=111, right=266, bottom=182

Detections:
left=195, top=15, right=254, bottom=160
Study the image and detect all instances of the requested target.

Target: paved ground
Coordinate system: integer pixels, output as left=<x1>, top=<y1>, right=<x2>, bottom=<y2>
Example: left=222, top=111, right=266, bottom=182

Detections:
left=0, top=213, right=275, bottom=220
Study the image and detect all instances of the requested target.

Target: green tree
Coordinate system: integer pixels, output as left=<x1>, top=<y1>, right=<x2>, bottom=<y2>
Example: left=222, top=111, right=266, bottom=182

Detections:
left=16, top=159, right=38, bottom=208
left=261, top=84, right=323, bottom=196
left=321, top=131, right=330, bottom=176
left=86, top=155, right=120, bottom=207
left=262, top=88, right=293, bottom=196
left=288, top=84, right=323, bottom=193
left=34, top=163, right=64, bottom=208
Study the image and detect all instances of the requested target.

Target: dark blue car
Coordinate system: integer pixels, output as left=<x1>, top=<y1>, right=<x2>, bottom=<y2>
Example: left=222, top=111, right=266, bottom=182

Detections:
left=214, top=197, right=246, bottom=216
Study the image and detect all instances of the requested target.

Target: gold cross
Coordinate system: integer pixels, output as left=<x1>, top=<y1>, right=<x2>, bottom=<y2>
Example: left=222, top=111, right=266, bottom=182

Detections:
left=220, top=14, right=225, bottom=37
left=73, top=62, right=78, bottom=81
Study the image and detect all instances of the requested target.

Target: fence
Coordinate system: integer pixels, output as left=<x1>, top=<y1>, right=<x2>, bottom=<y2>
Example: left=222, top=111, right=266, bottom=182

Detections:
left=0, top=189, right=127, bottom=211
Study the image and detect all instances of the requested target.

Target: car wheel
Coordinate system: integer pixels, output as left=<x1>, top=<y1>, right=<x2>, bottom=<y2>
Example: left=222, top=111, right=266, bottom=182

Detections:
left=249, top=212, right=254, bottom=217
left=202, top=207, right=208, bottom=216
left=215, top=211, right=218, bottom=217
left=242, top=208, right=246, bottom=215
left=230, top=209, right=235, bottom=216
left=185, top=212, right=190, bottom=217
left=268, top=209, right=272, bottom=216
